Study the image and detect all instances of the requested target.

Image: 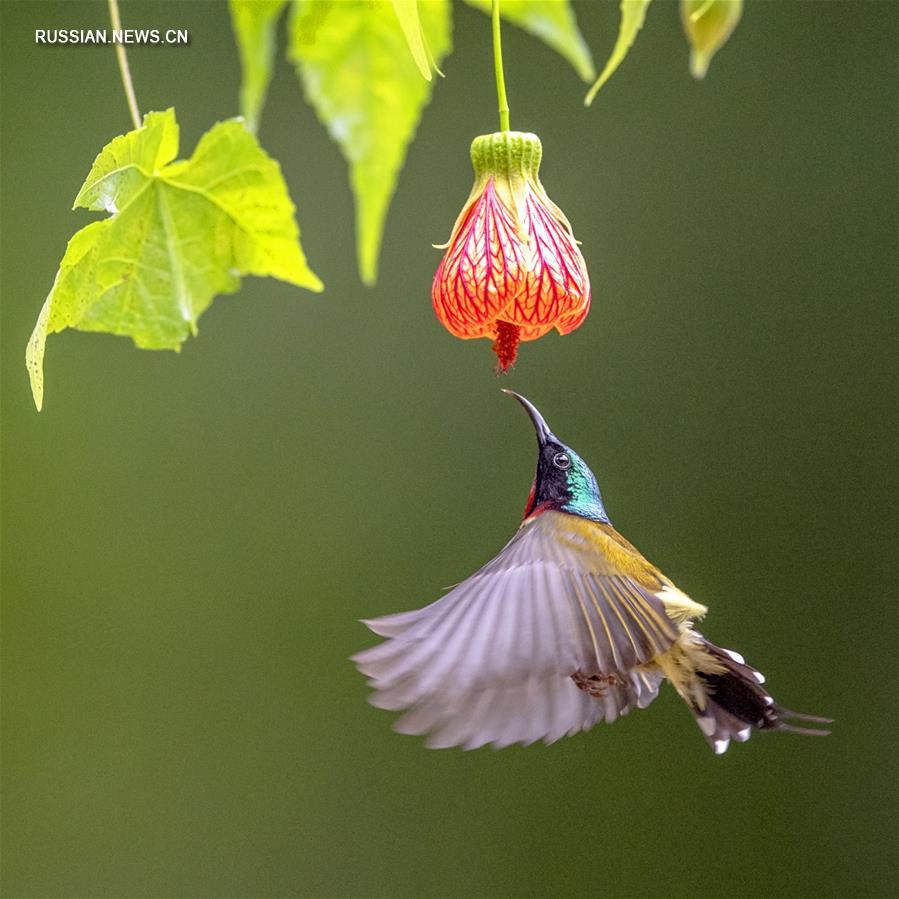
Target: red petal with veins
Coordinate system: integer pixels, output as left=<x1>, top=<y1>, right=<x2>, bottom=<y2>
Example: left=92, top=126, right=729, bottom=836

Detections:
left=556, top=292, right=591, bottom=334
left=503, top=190, right=590, bottom=337
left=432, top=180, right=529, bottom=339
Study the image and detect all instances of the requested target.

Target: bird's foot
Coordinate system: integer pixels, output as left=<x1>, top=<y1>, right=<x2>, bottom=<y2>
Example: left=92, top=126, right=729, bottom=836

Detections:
left=572, top=671, right=624, bottom=698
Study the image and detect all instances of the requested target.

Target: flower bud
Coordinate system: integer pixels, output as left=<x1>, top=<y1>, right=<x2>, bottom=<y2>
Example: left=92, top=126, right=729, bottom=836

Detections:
left=681, top=0, right=743, bottom=80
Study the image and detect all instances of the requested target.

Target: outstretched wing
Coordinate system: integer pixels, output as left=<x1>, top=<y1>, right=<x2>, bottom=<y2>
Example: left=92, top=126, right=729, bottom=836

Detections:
left=353, top=511, right=678, bottom=748
left=391, top=668, right=662, bottom=751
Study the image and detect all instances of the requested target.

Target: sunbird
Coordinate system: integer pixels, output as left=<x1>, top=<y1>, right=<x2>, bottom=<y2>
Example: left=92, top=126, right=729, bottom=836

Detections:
left=353, top=392, right=831, bottom=753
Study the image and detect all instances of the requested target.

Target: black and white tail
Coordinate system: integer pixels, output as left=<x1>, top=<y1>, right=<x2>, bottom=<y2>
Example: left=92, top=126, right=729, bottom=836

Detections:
left=691, top=637, right=832, bottom=755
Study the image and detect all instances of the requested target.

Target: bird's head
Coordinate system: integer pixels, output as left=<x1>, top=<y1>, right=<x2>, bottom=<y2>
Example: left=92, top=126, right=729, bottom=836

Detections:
left=503, top=390, right=610, bottom=524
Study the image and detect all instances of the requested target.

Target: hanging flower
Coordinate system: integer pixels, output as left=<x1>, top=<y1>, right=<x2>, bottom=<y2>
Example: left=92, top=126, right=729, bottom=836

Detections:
left=432, top=132, right=591, bottom=371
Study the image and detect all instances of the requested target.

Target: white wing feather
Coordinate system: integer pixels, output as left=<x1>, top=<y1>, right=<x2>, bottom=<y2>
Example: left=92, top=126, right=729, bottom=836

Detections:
left=353, top=511, right=673, bottom=748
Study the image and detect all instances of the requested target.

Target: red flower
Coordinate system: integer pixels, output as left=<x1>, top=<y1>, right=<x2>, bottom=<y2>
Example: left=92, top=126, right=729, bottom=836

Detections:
left=432, top=132, right=591, bottom=370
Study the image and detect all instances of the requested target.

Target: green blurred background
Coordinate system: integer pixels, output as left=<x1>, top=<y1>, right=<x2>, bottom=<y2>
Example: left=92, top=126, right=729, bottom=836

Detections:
left=2, top=2, right=896, bottom=896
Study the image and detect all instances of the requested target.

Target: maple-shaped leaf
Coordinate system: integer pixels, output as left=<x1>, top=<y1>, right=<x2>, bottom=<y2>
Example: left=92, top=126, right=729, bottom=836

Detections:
left=26, top=107, right=322, bottom=410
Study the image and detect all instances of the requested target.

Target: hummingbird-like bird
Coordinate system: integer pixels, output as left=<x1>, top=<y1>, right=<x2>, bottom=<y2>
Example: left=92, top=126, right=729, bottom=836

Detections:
left=353, top=392, right=831, bottom=753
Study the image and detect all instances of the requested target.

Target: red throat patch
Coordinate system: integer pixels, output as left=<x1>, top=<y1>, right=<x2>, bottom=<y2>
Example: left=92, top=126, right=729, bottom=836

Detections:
left=523, top=480, right=538, bottom=520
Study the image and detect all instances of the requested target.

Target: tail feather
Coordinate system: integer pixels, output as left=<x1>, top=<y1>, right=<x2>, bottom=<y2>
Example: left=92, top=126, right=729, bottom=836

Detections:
left=691, top=637, right=832, bottom=754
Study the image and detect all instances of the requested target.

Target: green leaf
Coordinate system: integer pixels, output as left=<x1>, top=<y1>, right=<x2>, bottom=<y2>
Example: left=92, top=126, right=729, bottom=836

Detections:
left=585, top=0, right=652, bottom=105
left=26, top=108, right=322, bottom=411
left=289, top=0, right=451, bottom=285
left=463, top=0, right=594, bottom=82
left=391, top=0, right=440, bottom=81
left=229, top=0, right=289, bottom=133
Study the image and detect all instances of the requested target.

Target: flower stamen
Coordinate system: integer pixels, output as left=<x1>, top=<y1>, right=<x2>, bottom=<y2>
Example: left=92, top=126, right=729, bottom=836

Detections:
left=492, top=320, right=520, bottom=372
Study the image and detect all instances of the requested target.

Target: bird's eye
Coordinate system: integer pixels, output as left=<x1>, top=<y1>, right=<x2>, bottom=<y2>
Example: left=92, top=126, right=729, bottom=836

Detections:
left=553, top=452, right=571, bottom=470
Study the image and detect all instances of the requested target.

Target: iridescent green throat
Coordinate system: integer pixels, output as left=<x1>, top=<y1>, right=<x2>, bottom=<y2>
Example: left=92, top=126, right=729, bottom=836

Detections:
left=561, top=450, right=610, bottom=523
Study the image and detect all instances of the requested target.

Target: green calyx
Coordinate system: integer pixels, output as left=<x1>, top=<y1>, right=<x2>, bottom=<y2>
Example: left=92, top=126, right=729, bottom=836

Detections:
left=470, top=131, right=542, bottom=184
left=437, top=132, right=546, bottom=247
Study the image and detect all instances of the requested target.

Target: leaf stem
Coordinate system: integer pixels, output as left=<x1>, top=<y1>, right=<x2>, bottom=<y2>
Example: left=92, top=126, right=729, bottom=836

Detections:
left=491, top=0, right=510, bottom=132
left=108, top=0, right=142, bottom=130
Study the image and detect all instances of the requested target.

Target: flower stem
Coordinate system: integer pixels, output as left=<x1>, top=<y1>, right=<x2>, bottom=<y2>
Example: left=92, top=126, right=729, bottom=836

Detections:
left=491, top=0, right=510, bottom=132
left=108, top=0, right=141, bottom=130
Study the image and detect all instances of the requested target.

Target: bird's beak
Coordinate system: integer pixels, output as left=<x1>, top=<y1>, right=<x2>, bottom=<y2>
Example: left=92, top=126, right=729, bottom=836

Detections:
left=502, top=390, right=554, bottom=446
